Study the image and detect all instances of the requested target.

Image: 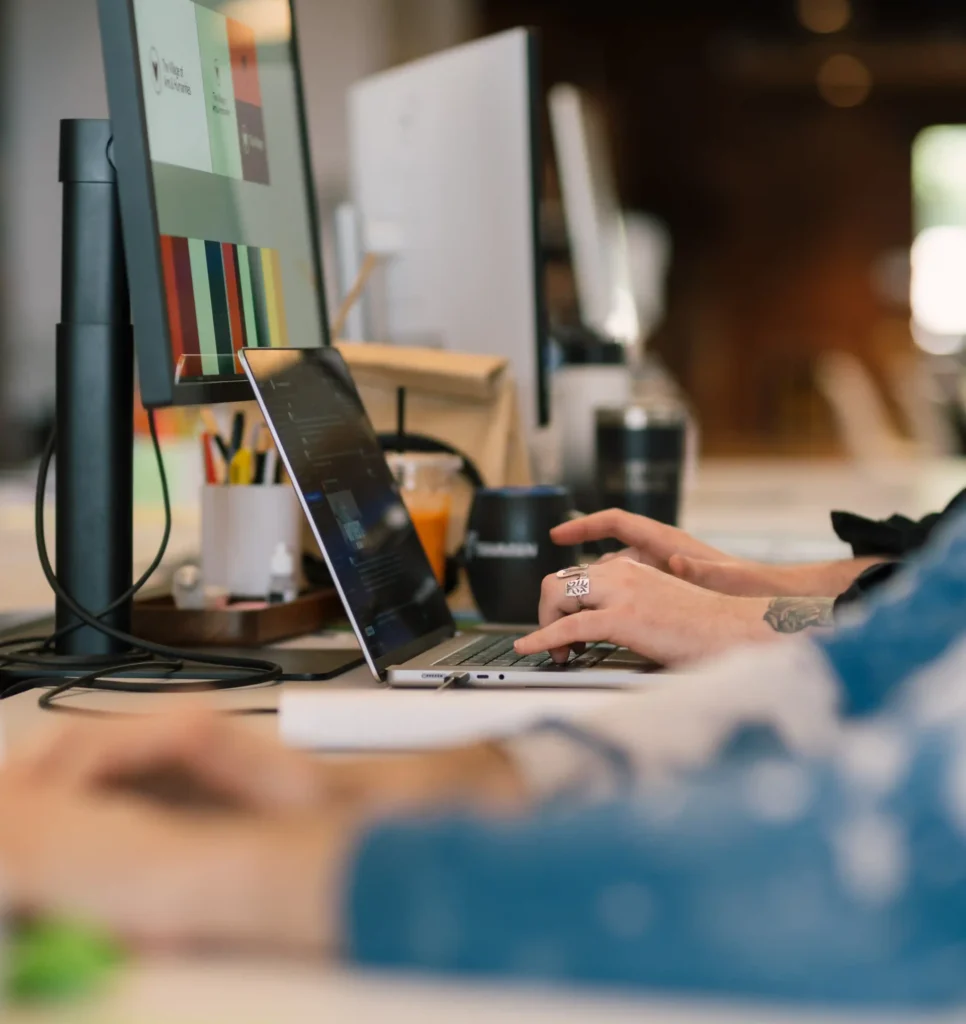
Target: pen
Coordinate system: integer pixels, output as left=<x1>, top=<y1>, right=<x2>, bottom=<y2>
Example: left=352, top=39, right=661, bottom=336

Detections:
left=249, top=420, right=264, bottom=449
left=262, top=446, right=279, bottom=488
left=253, top=425, right=273, bottom=484
left=200, top=409, right=230, bottom=463
left=230, top=410, right=246, bottom=459
left=201, top=433, right=218, bottom=485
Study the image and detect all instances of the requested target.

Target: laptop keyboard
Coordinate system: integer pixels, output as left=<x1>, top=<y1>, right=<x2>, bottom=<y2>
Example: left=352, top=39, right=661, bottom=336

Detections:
left=434, top=635, right=618, bottom=671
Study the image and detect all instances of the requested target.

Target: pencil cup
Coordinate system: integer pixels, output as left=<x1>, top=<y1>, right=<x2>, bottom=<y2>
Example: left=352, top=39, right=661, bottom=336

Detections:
left=200, top=485, right=303, bottom=599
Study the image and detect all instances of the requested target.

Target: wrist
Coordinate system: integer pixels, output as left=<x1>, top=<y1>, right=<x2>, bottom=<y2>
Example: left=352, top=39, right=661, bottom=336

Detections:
left=184, top=814, right=358, bottom=954
left=748, top=595, right=837, bottom=640
left=447, top=743, right=529, bottom=813
left=704, top=595, right=779, bottom=654
left=315, top=746, right=528, bottom=819
left=777, top=558, right=891, bottom=598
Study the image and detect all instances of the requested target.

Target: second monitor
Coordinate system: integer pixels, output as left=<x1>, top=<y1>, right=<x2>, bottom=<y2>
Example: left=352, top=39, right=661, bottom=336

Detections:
left=348, top=29, right=550, bottom=437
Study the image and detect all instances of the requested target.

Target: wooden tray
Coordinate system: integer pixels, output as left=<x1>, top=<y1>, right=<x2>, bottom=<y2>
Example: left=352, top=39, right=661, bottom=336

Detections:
left=133, top=589, right=345, bottom=648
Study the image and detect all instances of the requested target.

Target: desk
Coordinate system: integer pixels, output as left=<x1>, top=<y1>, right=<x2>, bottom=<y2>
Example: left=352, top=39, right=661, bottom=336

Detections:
left=3, top=457, right=966, bottom=1022
left=12, top=958, right=959, bottom=1024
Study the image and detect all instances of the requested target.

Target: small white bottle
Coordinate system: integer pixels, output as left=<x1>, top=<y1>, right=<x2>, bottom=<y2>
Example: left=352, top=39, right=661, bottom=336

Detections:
left=267, top=542, right=298, bottom=604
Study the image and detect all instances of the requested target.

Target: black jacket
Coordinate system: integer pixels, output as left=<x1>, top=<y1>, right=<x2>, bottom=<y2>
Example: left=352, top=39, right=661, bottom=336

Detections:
left=833, top=488, right=966, bottom=609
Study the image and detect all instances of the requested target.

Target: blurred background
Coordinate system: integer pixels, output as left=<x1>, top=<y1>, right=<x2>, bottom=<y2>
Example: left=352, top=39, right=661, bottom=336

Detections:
left=3, top=0, right=966, bottom=462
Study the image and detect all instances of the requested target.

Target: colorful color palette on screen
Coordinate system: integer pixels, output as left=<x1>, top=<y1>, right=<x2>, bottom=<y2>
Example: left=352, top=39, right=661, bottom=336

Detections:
left=160, top=236, right=289, bottom=378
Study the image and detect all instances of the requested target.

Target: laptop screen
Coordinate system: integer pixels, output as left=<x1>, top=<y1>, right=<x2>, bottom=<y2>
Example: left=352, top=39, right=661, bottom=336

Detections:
left=242, top=347, right=455, bottom=673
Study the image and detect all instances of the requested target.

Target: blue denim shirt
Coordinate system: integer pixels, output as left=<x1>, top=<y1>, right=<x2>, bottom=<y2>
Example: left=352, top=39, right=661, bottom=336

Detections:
left=347, top=511, right=966, bottom=1007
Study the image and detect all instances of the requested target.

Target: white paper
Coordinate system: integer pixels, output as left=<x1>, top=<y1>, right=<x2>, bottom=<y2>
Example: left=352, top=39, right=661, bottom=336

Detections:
left=279, top=689, right=620, bottom=752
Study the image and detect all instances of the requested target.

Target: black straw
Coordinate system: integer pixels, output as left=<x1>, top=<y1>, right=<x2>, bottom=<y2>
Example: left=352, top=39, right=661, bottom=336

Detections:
left=396, top=386, right=406, bottom=452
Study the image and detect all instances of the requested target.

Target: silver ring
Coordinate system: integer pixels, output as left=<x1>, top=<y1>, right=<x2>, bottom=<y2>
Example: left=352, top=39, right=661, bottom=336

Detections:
left=557, top=564, right=590, bottom=607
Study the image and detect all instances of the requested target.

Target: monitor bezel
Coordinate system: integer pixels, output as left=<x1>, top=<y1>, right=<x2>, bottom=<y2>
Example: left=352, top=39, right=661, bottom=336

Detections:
left=525, top=30, right=551, bottom=428
left=97, top=0, right=330, bottom=409
left=348, top=28, right=550, bottom=431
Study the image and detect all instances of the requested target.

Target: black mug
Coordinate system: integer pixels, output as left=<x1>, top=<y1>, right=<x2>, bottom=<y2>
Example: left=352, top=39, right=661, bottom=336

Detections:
left=463, top=486, right=578, bottom=624
left=596, top=404, right=687, bottom=527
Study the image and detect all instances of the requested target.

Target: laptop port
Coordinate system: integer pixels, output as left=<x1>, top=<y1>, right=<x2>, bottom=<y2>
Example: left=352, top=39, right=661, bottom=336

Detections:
left=476, top=674, right=489, bottom=679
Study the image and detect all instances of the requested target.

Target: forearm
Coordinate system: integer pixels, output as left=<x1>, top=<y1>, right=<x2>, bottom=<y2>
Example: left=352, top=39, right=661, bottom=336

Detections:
left=173, top=816, right=353, bottom=954
left=315, top=744, right=529, bottom=820
left=693, top=595, right=837, bottom=658
left=751, top=595, right=836, bottom=637
left=772, top=556, right=893, bottom=597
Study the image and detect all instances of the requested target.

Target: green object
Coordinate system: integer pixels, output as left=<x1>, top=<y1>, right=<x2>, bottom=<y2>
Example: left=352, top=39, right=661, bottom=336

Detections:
left=5, top=920, right=125, bottom=1004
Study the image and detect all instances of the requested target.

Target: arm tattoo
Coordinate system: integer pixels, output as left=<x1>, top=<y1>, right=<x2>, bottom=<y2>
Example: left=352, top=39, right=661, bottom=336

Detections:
left=763, top=597, right=835, bottom=634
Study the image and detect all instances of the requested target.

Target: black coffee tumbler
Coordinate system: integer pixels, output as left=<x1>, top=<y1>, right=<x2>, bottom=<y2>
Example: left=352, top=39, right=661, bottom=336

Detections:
left=596, top=404, right=687, bottom=527
left=463, top=487, right=578, bottom=624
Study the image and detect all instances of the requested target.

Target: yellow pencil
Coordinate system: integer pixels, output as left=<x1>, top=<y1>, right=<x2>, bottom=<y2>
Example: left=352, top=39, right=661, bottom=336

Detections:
left=228, top=448, right=254, bottom=486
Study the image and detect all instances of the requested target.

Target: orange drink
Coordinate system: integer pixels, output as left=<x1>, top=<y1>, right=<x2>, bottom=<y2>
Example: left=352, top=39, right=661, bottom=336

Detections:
left=407, top=500, right=452, bottom=583
left=386, top=453, right=463, bottom=585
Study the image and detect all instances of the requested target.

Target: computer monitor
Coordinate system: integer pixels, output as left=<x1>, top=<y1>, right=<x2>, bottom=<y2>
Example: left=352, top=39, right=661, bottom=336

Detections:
left=347, top=29, right=550, bottom=434
left=98, top=0, right=329, bottom=409
left=549, top=83, right=640, bottom=347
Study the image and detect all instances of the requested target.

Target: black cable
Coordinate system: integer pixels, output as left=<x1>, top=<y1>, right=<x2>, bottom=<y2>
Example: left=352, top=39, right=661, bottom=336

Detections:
left=0, top=411, right=170, bottom=666
left=0, top=416, right=167, bottom=671
left=0, top=410, right=283, bottom=710
left=39, top=410, right=172, bottom=650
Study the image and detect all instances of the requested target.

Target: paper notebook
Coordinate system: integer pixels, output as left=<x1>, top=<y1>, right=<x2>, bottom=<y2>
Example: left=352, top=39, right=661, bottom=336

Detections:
left=279, top=690, right=621, bottom=752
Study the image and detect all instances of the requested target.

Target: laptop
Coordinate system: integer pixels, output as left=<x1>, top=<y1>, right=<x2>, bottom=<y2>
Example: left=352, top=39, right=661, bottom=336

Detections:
left=241, top=347, right=657, bottom=688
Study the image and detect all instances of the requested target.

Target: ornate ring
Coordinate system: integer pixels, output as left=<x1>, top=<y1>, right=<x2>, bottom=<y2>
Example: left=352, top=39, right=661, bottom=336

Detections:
left=557, top=564, right=591, bottom=607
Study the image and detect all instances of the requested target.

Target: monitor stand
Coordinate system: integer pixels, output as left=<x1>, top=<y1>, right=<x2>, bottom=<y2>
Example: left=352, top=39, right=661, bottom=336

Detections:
left=55, top=119, right=135, bottom=657
left=2, top=119, right=358, bottom=684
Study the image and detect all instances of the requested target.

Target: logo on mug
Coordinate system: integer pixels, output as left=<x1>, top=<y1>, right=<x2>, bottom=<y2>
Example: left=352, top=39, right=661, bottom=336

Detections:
left=475, top=541, right=539, bottom=560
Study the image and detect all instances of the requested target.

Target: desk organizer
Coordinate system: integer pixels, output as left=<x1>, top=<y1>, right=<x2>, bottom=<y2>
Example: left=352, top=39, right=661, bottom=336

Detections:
left=132, top=589, right=344, bottom=648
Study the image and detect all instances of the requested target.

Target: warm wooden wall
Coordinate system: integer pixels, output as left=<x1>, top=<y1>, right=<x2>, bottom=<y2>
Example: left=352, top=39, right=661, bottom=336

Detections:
left=483, top=0, right=966, bottom=454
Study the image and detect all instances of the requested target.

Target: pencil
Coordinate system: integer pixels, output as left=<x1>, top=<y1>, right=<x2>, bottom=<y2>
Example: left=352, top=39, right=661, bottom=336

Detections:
left=229, top=447, right=254, bottom=486
left=200, top=409, right=230, bottom=462
left=262, top=446, right=279, bottom=487
left=201, top=433, right=218, bottom=485
left=253, top=426, right=273, bottom=484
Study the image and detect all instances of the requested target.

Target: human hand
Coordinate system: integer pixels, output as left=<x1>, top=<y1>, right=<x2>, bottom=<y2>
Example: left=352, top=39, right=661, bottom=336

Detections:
left=553, top=509, right=880, bottom=599
left=667, top=553, right=891, bottom=598
left=10, top=710, right=528, bottom=821
left=0, top=768, right=349, bottom=953
left=9, top=709, right=325, bottom=815
left=0, top=706, right=530, bottom=954
left=551, top=509, right=730, bottom=573
left=513, top=557, right=774, bottom=667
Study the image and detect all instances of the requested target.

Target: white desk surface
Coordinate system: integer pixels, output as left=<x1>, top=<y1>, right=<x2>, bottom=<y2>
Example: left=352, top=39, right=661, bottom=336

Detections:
left=3, top=456, right=966, bottom=1021
left=10, top=958, right=958, bottom=1024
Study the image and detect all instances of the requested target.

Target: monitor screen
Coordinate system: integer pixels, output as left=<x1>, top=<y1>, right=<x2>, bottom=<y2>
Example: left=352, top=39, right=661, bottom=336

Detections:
left=241, top=347, right=455, bottom=674
left=121, top=0, right=326, bottom=395
left=348, top=30, right=549, bottom=431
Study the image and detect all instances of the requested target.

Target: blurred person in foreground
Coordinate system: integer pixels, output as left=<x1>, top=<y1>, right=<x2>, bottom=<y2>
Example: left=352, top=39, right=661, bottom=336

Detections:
left=3, top=507, right=966, bottom=1007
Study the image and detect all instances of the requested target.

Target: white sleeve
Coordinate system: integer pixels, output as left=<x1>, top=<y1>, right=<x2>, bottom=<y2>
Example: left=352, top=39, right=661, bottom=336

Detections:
left=503, top=640, right=842, bottom=803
